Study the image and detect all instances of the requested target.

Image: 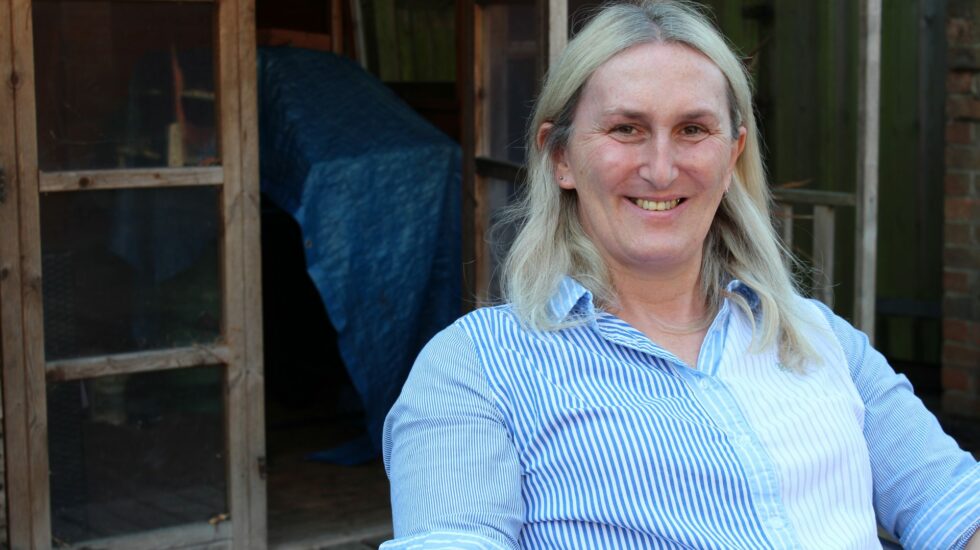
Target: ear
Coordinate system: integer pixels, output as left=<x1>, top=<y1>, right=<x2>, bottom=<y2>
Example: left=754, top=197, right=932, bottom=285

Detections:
left=725, top=126, right=747, bottom=193
left=730, top=126, right=747, bottom=166
left=538, top=122, right=575, bottom=190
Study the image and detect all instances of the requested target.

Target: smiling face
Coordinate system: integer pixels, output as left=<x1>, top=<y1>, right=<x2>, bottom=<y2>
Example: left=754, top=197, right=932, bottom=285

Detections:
left=551, top=41, right=746, bottom=285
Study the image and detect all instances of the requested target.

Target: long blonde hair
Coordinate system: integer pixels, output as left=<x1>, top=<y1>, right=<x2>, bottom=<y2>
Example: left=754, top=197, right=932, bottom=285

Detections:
left=501, top=0, right=819, bottom=370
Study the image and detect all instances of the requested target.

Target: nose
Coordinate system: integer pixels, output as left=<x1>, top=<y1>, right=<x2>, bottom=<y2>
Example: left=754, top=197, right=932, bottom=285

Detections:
left=638, top=134, right=678, bottom=188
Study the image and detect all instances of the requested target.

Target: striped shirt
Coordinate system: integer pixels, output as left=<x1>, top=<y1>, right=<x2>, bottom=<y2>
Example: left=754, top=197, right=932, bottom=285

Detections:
left=382, top=277, right=980, bottom=549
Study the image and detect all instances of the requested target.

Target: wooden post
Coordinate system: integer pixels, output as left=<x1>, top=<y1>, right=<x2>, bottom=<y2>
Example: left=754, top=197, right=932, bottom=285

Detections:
left=10, top=0, right=53, bottom=545
left=237, top=0, right=268, bottom=545
left=813, top=205, right=836, bottom=308
left=0, top=0, right=34, bottom=545
left=460, top=0, right=476, bottom=309
left=777, top=203, right=794, bottom=247
left=854, top=0, right=881, bottom=340
left=547, top=0, right=568, bottom=67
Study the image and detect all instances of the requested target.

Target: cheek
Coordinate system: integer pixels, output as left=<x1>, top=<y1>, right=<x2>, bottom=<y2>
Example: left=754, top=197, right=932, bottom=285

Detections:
left=680, top=148, right=734, bottom=189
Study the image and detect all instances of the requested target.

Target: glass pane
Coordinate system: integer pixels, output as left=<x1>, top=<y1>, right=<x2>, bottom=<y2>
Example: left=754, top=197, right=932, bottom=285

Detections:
left=32, top=1, right=218, bottom=171
left=484, top=2, right=542, bottom=163
left=40, top=187, right=221, bottom=360
left=48, top=367, right=227, bottom=544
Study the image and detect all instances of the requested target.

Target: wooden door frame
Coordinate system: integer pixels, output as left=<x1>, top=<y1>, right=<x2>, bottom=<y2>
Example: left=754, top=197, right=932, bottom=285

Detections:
left=463, top=0, right=567, bottom=305
left=0, top=0, right=266, bottom=547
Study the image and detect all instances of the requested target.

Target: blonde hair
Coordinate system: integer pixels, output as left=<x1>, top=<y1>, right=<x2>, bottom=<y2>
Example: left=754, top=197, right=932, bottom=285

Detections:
left=501, top=0, right=819, bottom=370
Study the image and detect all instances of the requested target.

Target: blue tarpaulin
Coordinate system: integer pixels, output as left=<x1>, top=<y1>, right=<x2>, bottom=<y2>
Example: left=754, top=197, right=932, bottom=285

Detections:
left=257, top=48, right=462, bottom=462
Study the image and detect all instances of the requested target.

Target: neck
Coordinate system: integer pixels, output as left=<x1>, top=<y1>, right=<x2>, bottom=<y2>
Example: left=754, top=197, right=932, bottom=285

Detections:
left=608, top=257, right=709, bottom=327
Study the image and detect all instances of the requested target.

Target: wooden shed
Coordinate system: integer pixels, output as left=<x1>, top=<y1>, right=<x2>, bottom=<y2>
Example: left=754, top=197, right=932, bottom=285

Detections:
left=2, top=0, right=972, bottom=548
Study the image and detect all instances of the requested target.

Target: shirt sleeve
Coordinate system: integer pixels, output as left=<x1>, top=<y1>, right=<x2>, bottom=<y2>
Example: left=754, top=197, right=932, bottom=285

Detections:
left=812, top=300, right=980, bottom=550
left=380, top=323, right=524, bottom=550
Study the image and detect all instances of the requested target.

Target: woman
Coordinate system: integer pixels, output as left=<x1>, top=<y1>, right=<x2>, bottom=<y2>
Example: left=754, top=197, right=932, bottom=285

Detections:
left=382, top=1, right=980, bottom=548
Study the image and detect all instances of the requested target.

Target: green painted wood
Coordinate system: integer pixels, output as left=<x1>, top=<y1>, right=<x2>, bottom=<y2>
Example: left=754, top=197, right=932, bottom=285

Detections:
left=701, top=0, right=943, bottom=363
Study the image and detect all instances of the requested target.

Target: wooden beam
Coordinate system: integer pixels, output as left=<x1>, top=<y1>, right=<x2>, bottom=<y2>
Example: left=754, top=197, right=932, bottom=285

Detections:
left=472, top=3, right=491, bottom=306
left=256, top=28, right=332, bottom=52
left=474, top=156, right=524, bottom=184
left=64, top=520, right=232, bottom=550
left=39, top=166, right=223, bottom=192
left=0, top=0, right=33, bottom=545
left=854, top=0, right=881, bottom=340
left=237, top=0, right=269, bottom=545
left=813, top=205, right=836, bottom=308
left=772, top=188, right=856, bottom=207
left=776, top=203, right=794, bottom=249
left=45, top=345, right=232, bottom=382
left=217, top=0, right=253, bottom=547
left=331, top=0, right=343, bottom=53
left=11, top=0, right=53, bottom=544
left=547, top=0, right=568, bottom=67
left=460, top=0, right=477, bottom=310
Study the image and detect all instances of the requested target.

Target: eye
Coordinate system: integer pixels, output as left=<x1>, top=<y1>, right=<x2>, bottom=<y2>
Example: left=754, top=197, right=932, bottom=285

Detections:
left=680, top=125, right=707, bottom=137
left=612, top=124, right=637, bottom=136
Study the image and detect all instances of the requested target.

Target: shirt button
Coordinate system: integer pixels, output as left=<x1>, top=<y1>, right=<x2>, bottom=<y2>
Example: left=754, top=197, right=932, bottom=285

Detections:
left=698, top=378, right=710, bottom=389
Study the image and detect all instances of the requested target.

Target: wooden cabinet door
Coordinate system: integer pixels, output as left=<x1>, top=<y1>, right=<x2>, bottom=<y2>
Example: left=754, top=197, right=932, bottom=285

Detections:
left=0, top=0, right=266, bottom=547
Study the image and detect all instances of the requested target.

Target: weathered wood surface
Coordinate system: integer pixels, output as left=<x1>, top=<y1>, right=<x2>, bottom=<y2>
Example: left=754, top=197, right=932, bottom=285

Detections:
left=39, top=167, right=223, bottom=192
left=854, top=0, right=881, bottom=340
left=12, top=0, right=53, bottom=545
left=217, top=0, right=252, bottom=547
left=0, top=0, right=30, bottom=545
left=46, top=345, right=232, bottom=382
left=238, top=0, right=269, bottom=545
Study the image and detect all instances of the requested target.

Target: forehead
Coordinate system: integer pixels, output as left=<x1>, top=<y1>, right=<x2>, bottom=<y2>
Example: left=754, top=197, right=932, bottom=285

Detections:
left=579, top=41, right=730, bottom=119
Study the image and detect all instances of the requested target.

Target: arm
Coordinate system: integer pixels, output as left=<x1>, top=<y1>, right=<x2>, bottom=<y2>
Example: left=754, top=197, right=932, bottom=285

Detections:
left=380, top=324, right=524, bottom=550
left=812, top=301, right=980, bottom=549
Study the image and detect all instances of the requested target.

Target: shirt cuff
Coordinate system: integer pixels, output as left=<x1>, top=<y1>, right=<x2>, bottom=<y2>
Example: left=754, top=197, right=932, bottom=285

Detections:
left=379, top=531, right=513, bottom=550
left=901, top=463, right=980, bottom=550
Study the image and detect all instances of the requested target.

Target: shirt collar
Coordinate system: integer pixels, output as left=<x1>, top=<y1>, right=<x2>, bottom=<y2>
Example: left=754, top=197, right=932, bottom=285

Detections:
left=547, top=276, right=596, bottom=323
left=725, top=278, right=761, bottom=313
left=547, top=275, right=761, bottom=324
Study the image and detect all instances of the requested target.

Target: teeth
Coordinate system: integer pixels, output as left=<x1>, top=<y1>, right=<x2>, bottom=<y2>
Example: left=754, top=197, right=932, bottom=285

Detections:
left=635, top=198, right=681, bottom=211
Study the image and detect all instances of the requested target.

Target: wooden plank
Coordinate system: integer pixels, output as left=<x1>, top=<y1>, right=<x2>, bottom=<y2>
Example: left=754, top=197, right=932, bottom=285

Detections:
left=474, top=156, right=524, bottom=184
left=547, top=0, right=567, bottom=67
left=65, top=521, right=231, bottom=550
left=54, top=0, right=216, bottom=2
left=45, top=345, right=232, bottom=382
left=331, top=0, right=343, bottom=53
left=39, top=166, right=223, bottom=192
left=854, top=0, right=881, bottom=340
left=776, top=203, right=793, bottom=249
left=217, top=0, right=251, bottom=547
left=237, top=0, right=268, bottom=545
left=0, top=0, right=33, bottom=545
left=771, top=188, right=856, bottom=207
left=459, top=0, right=477, bottom=310
left=11, top=0, right=53, bottom=545
left=256, top=29, right=332, bottom=52
left=472, top=3, right=490, bottom=306
left=916, top=0, right=945, bottom=310
left=813, top=205, right=836, bottom=308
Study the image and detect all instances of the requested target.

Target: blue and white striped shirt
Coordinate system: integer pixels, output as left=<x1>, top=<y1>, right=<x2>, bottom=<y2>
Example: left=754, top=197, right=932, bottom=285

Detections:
left=382, top=277, right=980, bottom=549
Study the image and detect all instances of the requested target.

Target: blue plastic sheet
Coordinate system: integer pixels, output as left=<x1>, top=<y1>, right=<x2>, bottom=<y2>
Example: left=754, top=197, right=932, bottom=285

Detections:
left=257, top=48, right=462, bottom=461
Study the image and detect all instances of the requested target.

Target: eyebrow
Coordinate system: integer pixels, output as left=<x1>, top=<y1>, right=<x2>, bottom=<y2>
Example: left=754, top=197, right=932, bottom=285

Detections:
left=680, top=109, right=721, bottom=120
left=599, top=107, right=723, bottom=121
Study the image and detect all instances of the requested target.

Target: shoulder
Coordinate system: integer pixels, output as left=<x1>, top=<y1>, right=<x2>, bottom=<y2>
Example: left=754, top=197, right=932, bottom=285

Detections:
left=799, top=297, right=873, bottom=374
left=404, top=304, right=530, bottom=399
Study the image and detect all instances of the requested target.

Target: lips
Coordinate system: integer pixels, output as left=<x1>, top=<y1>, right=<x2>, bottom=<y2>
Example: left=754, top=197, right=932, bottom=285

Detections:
left=632, top=198, right=683, bottom=212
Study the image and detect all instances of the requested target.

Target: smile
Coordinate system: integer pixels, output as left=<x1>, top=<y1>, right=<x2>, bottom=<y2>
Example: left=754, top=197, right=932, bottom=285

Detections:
left=633, top=198, right=683, bottom=212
